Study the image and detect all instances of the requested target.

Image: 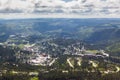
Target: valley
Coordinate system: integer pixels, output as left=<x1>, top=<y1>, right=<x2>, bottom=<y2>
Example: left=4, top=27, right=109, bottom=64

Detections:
left=0, top=18, right=120, bottom=80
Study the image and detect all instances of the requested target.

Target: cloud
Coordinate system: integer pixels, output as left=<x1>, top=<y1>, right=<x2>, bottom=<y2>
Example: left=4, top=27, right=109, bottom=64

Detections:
left=0, top=0, right=120, bottom=18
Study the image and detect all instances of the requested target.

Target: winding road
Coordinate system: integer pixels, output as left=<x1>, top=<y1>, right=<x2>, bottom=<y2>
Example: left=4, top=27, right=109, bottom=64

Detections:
left=67, top=58, right=74, bottom=68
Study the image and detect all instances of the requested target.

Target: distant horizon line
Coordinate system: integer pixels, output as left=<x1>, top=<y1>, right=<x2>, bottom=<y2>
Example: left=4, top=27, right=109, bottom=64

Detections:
left=0, top=13, right=120, bottom=20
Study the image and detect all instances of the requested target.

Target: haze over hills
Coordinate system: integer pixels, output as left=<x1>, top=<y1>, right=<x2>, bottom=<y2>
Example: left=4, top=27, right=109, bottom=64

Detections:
left=0, top=18, right=120, bottom=42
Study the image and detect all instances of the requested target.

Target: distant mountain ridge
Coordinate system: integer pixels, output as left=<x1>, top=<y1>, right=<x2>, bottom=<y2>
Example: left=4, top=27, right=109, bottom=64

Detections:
left=0, top=18, right=120, bottom=42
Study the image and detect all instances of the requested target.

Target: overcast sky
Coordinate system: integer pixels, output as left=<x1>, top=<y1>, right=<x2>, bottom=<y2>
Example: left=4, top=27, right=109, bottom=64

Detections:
left=0, top=0, right=120, bottom=19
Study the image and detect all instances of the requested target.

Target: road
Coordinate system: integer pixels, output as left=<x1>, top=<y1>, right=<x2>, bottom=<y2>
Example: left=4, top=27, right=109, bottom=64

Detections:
left=49, top=58, right=57, bottom=66
left=67, top=58, right=74, bottom=68
left=89, top=61, right=98, bottom=68
left=116, top=66, right=120, bottom=72
left=77, top=58, right=82, bottom=66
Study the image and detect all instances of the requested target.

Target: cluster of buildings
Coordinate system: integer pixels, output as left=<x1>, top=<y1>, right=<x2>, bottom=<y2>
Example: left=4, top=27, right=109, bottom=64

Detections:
left=2, top=34, right=110, bottom=66
left=28, top=53, right=51, bottom=66
left=23, top=44, right=38, bottom=53
left=23, top=44, right=56, bottom=66
left=64, top=45, right=109, bottom=57
left=22, top=42, right=109, bottom=66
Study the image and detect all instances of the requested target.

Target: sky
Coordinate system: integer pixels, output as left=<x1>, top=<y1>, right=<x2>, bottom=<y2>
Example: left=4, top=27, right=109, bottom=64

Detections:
left=0, top=0, right=120, bottom=19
